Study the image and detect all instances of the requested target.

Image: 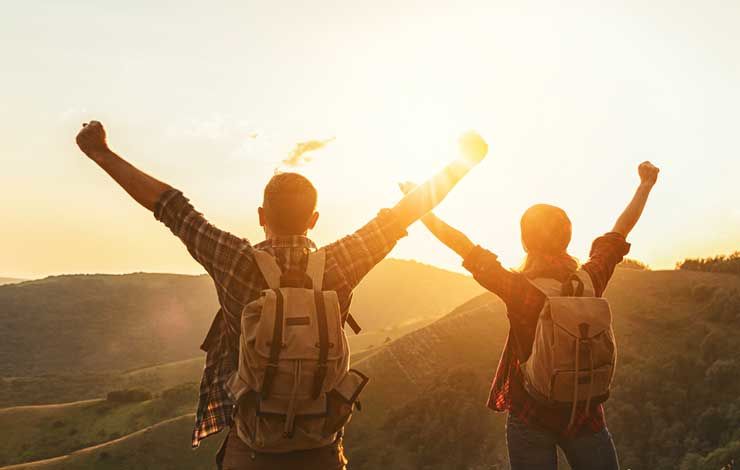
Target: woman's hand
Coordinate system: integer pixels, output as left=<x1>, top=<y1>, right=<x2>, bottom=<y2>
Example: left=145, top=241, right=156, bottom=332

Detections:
left=638, top=161, right=660, bottom=187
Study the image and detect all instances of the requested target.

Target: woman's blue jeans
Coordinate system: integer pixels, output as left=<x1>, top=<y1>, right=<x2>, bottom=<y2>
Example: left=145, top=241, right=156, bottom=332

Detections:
left=506, top=413, right=620, bottom=470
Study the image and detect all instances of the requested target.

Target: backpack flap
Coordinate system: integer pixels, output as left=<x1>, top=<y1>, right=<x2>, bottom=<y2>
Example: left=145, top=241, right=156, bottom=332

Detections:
left=254, top=289, right=346, bottom=362
left=548, top=297, right=611, bottom=341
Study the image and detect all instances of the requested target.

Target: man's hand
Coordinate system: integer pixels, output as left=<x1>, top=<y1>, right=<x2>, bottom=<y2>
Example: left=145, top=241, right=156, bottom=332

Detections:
left=458, top=131, right=488, bottom=165
left=73, top=119, right=171, bottom=212
left=638, top=161, right=660, bottom=187
left=76, top=121, right=110, bottom=159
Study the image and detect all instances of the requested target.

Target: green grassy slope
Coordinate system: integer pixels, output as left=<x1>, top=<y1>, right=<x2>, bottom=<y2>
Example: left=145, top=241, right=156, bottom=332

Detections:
left=0, top=383, right=197, bottom=466
left=0, top=260, right=481, bottom=377
left=3, top=415, right=220, bottom=470
left=0, top=358, right=204, bottom=408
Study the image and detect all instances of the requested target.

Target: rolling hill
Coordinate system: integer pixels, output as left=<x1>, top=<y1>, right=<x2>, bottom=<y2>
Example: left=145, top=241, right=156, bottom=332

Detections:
left=0, top=259, right=482, bottom=377
left=0, top=278, right=24, bottom=286
left=4, top=268, right=740, bottom=469
left=0, top=383, right=197, bottom=466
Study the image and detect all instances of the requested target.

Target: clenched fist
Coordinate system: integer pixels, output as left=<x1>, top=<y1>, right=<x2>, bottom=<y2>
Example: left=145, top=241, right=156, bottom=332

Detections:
left=76, top=121, right=109, bottom=157
left=638, top=161, right=660, bottom=187
left=458, top=131, right=488, bottom=165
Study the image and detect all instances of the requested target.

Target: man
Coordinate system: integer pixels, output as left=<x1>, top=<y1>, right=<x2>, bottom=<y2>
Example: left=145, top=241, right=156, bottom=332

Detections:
left=75, top=120, right=488, bottom=469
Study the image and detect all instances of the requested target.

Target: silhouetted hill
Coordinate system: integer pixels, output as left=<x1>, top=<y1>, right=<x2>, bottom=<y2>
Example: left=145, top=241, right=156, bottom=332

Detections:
left=0, top=260, right=481, bottom=376
left=0, top=278, right=24, bottom=286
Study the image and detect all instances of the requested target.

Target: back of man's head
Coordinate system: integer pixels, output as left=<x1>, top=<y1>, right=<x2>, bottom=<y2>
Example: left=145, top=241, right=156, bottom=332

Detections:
left=262, top=172, right=318, bottom=235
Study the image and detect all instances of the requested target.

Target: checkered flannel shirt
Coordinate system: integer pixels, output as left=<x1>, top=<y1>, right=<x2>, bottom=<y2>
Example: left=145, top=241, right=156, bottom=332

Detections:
left=154, top=189, right=408, bottom=447
left=462, top=232, right=630, bottom=437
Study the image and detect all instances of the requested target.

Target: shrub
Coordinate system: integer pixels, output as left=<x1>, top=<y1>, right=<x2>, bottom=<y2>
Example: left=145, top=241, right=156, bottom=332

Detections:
left=678, top=252, right=740, bottom=275
left=705, top=289, right=740, bottom=322
left=705, top=359, right=739, bottom=389
left=692, top=284, right=716, bottom=303
left=106, top=389, right=152, bottom=403
left=160, top=382, right=198, bottom=405
left=620, top=258, right=650, bottom=270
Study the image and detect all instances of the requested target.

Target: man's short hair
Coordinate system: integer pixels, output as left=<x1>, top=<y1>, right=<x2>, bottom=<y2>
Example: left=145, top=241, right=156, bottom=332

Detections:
left=262, top=172, right=318, bottom=235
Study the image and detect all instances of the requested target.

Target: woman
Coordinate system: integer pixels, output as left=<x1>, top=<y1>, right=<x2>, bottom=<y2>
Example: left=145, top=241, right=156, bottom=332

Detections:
left=400, top=161, right=660, bottom=470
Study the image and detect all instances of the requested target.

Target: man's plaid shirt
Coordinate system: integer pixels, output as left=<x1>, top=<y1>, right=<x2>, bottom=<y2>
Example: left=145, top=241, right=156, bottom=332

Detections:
left=154, top=189, right=407, bottom=447
left=462, top=233, right=630, bottom=437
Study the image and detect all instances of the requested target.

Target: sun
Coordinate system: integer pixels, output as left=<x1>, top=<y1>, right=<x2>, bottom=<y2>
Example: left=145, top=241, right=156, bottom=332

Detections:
left=390, top=115, right=471, bottom=183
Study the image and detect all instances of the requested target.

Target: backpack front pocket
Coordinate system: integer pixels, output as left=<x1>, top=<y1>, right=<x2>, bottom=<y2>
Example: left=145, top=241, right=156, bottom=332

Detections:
left=322, top=369, right=369, bottom=436
left=549, top=365, right=613, bottom=403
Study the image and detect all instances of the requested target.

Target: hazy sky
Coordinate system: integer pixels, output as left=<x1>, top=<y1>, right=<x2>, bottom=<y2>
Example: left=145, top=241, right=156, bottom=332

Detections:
left=2, top=1, right=738, bottom=279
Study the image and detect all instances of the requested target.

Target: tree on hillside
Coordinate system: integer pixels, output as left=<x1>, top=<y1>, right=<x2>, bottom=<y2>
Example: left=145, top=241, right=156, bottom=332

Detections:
left=678, top=251, right=740, bottom=275
left=619, top=258, right=651, bottom=270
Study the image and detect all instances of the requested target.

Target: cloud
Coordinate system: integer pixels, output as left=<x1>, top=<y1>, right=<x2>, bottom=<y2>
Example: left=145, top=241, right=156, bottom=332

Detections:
left=282, top=138, right=335, bottom=167
left=57, top=106, right=88, bottom=122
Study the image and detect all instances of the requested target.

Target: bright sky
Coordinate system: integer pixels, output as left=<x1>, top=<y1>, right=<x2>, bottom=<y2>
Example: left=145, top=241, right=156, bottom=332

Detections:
left=2, top=1, right=738, bottom=279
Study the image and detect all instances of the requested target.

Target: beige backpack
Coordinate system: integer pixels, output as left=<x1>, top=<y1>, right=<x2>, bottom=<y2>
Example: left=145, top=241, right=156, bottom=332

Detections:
left=226, top=249, right=368, bottom=453
left=521, top=270, right=617, bottom=427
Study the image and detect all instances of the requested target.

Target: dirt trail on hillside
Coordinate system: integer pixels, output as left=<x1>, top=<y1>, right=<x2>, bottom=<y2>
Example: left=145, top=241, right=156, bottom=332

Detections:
left=0, top=398, right=104, bottom=414
left=0, top=414, right=195, bottom=469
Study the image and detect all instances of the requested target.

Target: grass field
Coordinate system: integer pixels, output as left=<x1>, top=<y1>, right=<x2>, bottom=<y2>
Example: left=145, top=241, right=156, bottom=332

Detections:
left=0, top=384, right=197, bottom=466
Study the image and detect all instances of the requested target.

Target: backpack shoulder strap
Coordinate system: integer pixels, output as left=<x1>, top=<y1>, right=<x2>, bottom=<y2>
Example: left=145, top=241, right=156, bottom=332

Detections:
left=531, top=271, right=596, bottom=298
left=574, top=270, right=596, bottom=297
left=253, top=250, right=282, bottom=289
left=306, top=249, right=326, bottom=291
left=529, top=278, right=562, bottom=298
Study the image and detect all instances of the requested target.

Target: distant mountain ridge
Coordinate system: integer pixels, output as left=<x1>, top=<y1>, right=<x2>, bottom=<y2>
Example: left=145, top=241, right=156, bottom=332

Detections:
left=0, top=259, right=482, bottom=376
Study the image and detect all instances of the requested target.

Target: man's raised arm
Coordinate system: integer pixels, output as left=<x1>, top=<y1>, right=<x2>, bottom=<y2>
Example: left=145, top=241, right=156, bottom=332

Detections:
left=611, top=161, right=660, bottom=238
left=76, top=121, right=172, bottom=211
left=392, top=131, right=488, bottom=228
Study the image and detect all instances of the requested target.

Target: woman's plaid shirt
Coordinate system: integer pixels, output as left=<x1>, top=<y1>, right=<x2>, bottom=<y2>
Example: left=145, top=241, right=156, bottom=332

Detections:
left=154, top=189, right=408, bottom=447
left=462, top=233, right=630, bottom=437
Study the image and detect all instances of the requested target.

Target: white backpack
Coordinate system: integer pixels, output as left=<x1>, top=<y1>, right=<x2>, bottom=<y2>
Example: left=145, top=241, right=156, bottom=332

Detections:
left=521, top=270, right=617, bottom=427
left=226, top=249, right=368, bottom=452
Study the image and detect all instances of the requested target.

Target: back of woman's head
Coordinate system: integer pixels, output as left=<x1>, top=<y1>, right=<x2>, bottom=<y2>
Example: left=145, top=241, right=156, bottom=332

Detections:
left=519, top=204, right=578, bottom=278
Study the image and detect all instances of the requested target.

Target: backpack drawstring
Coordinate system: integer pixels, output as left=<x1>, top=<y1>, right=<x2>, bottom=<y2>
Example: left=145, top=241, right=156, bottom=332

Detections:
left=584, top=344, right=595, bottom=417
left=569, top=338, right=597, bottom=430
left=568, top=338, right=581, bottom=429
